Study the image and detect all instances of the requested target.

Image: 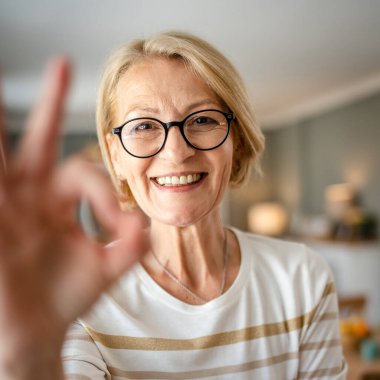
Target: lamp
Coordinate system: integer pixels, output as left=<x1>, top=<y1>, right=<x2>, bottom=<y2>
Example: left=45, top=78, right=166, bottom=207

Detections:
left=248, top=202, right=288, bottom=236
left=325, top=183, right=356, bottom=222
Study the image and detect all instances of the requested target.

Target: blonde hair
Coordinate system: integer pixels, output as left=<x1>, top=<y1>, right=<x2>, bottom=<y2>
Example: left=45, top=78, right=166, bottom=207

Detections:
left=97, top=31, right=265, bottom=208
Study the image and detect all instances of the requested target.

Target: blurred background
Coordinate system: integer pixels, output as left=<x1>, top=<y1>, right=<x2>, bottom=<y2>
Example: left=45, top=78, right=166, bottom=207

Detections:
left=1, top=1, right=380, bottom=376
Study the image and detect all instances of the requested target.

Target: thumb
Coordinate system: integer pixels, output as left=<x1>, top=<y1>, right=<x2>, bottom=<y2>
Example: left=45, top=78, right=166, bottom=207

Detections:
left=103, top=212, right=150, bottom=283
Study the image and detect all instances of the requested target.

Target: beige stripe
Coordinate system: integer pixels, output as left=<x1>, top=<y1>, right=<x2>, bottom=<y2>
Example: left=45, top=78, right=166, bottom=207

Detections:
left=298, top=365, right=343, bottom=379
left=65, top=334, right=93, bottom=343
left=65, top=375, right=93, bottom=380
left=87, top=311, right=309, bottom=351
left=317, top=312, right=338, bottom=322
left=86, top=311, right=337, bottom=351
left=109, top=351, right=299, bottom=379
left=62, top=355, right=111, bottom=378
left=300, top=338, right=341, bottom=352
left=64, top=333, right=93, bottom=343
left=66, top=374, right=111, bottom=380
left=62, top=355, right=87, bottom=362
left=85, top=281, right=336, bottom=351
left=321, top=281, right=335, bottom=298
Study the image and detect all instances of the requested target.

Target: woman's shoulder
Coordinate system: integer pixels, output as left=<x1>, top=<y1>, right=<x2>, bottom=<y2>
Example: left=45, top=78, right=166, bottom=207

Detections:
left=234, top=227, right=325, bottom=262
left=232, top=227, right=334, bottom=293
left=232, top=228, right=337, bottom=317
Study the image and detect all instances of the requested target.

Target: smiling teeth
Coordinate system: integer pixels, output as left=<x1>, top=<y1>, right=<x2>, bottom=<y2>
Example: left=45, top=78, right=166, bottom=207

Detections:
left=156, top=174, right=201, bottom=186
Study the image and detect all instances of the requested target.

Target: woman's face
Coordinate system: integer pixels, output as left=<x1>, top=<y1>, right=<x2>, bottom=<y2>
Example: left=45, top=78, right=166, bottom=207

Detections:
left=108, top=58, right=233, bottom=227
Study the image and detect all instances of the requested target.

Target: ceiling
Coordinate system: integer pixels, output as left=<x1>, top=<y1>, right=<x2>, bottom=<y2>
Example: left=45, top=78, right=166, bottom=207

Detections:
left=1, top=0, right=380, bottom=130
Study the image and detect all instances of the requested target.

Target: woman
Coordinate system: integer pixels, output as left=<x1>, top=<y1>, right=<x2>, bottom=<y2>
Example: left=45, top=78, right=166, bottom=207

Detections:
left=0, top=32, right=346, bottom=379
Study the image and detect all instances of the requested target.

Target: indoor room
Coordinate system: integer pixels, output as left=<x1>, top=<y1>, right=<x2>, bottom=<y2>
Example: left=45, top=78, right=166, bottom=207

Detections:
left=1, top=1, right=379, bottom=379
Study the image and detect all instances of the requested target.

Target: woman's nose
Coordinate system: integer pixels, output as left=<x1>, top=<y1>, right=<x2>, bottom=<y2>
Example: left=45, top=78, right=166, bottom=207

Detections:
left=158, top=126, right=195, bottom=163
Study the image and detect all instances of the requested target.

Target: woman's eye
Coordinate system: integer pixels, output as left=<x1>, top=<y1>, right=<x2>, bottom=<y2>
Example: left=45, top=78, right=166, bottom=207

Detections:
left=188, top=116, right=219, bottom=128
left=124, top=120, right=162, bottom=138
left=135, top=123, right=154, bottom=130
left=128, top=122, right=161, bottom=134
left=195, top=117, right=214, bottom=125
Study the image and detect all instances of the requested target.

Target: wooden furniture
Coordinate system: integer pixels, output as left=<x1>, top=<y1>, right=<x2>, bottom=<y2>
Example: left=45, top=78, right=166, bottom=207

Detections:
left=344, top=347, right=380, bottom=380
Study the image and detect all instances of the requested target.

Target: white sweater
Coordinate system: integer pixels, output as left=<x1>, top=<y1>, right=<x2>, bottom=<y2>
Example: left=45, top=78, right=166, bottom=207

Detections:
left=62, top=229, right=347, bottom=379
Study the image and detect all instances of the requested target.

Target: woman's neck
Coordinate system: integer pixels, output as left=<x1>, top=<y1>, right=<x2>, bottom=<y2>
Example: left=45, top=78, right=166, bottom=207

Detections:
left=141, top=209, right=241, bottom=304
left=152, top=210, right=224, bottom=278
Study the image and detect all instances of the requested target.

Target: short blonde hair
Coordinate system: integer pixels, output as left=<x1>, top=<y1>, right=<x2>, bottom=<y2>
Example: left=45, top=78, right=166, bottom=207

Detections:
left=97, top=31, right=265, bottom=208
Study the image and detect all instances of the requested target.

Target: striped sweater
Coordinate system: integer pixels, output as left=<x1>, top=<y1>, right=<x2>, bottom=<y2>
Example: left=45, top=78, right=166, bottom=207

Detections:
left=62, top=228, right=347, bottom=379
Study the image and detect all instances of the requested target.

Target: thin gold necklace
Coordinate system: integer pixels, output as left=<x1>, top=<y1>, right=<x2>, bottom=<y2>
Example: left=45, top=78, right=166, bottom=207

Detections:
left=151, top=229, right=229, bottom=304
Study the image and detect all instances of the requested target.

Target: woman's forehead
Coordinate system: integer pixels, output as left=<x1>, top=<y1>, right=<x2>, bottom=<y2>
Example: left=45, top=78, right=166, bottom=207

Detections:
left=117, top=58, right=209, bottom=95
left=115, top=58, right=221, bottom=120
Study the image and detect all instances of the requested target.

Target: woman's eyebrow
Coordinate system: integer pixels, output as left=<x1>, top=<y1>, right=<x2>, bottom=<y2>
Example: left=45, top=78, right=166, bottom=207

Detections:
left=185, top=99, right=221, bottom=113
left=123, top=106, right=159, bottom=120
left=123, top=99, right=220, bottom=121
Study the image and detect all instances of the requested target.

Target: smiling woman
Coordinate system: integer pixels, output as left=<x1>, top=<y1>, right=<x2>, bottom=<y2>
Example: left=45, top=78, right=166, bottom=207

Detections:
left=0, top=31, right=346, bottom=380
left=61, top=31, right=347, bottom=379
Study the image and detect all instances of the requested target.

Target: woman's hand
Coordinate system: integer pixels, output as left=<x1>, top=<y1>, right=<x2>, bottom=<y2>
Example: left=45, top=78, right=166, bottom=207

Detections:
left=0, top=58, right=148, bottom=378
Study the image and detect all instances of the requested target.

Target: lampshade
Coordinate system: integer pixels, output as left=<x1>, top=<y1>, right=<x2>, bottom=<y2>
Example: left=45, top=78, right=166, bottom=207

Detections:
left=248, top=202, right=287, bottom=236
left=325, top=183, right=356, bottom=221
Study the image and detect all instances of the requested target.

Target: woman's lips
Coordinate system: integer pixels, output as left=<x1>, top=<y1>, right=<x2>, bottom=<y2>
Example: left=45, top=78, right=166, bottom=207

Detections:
left=154, top=173, right=203, bottom=186
left=151, top=172, right=207, bottom=190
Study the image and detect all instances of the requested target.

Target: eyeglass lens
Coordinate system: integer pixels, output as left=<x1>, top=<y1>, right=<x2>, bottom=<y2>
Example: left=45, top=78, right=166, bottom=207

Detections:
left=120, top=110, right=229, bottom=158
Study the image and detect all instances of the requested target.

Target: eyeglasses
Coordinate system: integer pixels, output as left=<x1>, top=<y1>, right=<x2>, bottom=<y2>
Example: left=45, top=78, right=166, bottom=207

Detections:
left=112, top=109, right=235, bottom=158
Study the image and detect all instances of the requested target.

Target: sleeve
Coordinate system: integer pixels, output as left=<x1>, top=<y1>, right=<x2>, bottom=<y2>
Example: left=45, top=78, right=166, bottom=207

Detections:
left=62, top=321, right=111, bottom=380
left=297, top=247, right=348, bottom=380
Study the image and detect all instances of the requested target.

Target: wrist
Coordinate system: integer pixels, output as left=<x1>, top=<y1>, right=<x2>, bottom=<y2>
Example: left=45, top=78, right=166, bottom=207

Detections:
left=0, top=337, right=64, bottom=380
left=0, top=352, right=64, bottom=380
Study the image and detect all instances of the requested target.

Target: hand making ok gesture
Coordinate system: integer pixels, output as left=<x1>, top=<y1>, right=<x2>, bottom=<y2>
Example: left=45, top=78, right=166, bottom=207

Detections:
left=0, top=58, right=148, bottom=379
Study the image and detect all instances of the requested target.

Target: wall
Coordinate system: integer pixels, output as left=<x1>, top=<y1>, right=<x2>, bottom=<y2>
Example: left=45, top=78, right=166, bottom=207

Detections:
left=296, top=93, right=380, bottom=219
left=230, top=91, right=380, bottom=235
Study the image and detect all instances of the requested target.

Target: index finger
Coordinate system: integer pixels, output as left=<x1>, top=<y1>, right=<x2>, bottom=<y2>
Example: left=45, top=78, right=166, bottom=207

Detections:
left=16, top=57, right=71, bottom=178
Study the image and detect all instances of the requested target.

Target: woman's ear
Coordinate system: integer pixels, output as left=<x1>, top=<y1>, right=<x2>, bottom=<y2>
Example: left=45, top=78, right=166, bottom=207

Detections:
left=106, top=134, right=124, bottom=179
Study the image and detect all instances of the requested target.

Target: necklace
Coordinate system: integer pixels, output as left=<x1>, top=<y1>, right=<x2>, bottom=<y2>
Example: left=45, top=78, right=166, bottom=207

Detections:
left=151, top=229, right=229, bottom=304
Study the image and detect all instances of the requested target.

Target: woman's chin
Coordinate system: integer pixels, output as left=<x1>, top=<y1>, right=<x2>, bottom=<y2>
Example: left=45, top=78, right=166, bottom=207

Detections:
left=150, top=209, right=207, bottom=227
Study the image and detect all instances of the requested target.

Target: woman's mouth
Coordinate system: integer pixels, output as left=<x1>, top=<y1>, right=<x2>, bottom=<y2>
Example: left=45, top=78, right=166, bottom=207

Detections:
left=153, top=173, right=206, bottom=187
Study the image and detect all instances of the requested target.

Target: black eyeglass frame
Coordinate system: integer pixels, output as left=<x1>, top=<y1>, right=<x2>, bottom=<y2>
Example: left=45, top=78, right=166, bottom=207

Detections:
left=112, top=109, right=235, bottom=158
